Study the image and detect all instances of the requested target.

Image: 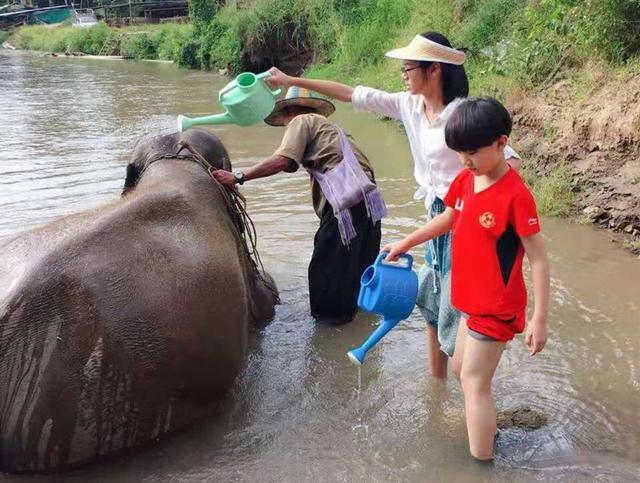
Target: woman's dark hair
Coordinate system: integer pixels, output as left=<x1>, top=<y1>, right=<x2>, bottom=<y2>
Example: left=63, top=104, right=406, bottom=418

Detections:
left=418, top=31, right=469, bottom=105
left=444, top=96, right=512, bottom=152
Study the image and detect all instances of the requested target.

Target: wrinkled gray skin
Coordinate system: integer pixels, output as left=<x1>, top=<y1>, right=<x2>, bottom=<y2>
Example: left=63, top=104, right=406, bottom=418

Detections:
left=0, top=129, right=278, bottom=473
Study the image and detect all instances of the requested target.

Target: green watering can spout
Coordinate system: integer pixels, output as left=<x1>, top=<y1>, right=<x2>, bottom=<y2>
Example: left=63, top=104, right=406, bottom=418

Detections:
left=177, top=112, right=232, bottom=131
left=177, top=71, right=281, bottom=131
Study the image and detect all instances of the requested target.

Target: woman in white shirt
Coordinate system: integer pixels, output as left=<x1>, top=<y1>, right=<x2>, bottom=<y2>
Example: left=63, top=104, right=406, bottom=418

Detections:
left=266, top=31, right=520, bottom=378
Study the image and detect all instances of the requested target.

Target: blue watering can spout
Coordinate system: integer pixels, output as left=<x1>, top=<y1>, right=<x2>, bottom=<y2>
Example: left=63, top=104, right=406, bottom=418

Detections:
left=347, top=318, right=400, bottom=365
left=348, top=252, right=418, bottom=365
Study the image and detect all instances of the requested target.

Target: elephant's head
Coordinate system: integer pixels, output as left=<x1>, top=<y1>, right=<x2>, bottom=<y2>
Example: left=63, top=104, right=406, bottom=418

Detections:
left=122, top=129, right=232, bottom=195
left=122, top=129, right=279, bottom=324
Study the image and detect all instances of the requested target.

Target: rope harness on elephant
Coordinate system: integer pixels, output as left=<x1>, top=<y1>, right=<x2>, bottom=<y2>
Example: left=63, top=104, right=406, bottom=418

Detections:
left=175, top=141, right=280, bottom=304
left=130, top=140, right=279, bottom=304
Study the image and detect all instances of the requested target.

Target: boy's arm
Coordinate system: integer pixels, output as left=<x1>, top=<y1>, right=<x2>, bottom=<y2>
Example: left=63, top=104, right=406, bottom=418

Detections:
left=383, top=207, right=455, bottom=261
left=521, top=232, right=550, bottom=356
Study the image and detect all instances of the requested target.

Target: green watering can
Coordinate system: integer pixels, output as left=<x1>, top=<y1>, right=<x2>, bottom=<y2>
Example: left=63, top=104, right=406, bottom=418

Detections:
left=177, top=71, right=282, bottom=131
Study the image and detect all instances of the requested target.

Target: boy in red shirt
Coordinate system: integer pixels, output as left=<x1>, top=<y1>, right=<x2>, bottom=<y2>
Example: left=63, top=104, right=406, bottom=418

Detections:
left=384, top=97, right=550, bottom=461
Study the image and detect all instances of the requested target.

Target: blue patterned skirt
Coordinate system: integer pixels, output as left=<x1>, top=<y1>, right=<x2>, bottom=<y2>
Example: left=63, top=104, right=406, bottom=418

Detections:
left=416, top=197, right=460, bottom=356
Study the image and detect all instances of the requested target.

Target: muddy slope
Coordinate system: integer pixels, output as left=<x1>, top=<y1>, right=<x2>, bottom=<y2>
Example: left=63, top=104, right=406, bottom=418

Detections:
left=512, top=74, right=640, bottom=252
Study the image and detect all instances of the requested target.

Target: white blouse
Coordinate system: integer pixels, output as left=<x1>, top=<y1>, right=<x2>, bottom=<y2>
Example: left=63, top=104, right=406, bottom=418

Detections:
left=351, top=86, right=519, bottom=211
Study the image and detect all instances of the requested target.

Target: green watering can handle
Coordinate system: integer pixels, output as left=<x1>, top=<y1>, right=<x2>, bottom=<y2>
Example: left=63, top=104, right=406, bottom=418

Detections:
left=218, top=78, right=238, bottom=101
left=218, top=72, right=282, bottom=101
left=256, top=71, right=282, bottom=96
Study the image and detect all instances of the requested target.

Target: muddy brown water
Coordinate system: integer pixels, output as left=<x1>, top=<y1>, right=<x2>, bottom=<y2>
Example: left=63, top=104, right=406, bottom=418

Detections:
left=0, top=50, right=638, bottom=482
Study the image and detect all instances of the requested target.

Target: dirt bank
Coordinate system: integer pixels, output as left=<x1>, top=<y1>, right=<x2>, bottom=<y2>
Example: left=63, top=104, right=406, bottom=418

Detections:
left=512, top=72, right=640, bottom=254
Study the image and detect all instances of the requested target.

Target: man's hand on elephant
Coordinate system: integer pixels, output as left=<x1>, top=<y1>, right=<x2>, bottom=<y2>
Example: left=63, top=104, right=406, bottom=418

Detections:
left=211, top=170, right=237, bottom=188
left=266, top=67, right=292, bottom=89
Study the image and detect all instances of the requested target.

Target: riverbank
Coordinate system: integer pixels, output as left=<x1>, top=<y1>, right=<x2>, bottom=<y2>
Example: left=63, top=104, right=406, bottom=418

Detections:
left=513, top=67, right=640, bottom=253
left=5, top=23, right=193, bottom=61
left=2, top=0, right=639, bottom=252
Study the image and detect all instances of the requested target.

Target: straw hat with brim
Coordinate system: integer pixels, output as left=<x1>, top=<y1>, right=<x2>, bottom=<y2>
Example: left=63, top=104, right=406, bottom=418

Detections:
left=385, top=35, right=466, bottom=65
left=264, top=86, right=336, bottom=126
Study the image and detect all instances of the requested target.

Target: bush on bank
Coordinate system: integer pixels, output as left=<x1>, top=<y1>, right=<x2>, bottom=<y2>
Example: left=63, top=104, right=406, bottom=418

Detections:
left=10, top=22, right=193, bottom=60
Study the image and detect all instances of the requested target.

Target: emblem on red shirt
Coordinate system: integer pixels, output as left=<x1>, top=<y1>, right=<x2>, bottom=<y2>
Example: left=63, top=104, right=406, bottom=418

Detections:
left=479, top=211, right=496, bottom=228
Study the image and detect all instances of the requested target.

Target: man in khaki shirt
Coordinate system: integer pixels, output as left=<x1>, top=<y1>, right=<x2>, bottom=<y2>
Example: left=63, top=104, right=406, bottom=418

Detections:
left=213, top=87, right=382, bottom=324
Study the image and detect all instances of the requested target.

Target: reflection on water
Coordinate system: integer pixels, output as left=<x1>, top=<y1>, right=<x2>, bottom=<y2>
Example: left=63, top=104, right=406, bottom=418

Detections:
left=0, top=50, right=639, bottom=482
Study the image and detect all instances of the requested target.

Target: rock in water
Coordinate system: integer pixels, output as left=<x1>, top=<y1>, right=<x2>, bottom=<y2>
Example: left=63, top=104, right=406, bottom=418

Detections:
left=496, top=406, right=548, bottom=430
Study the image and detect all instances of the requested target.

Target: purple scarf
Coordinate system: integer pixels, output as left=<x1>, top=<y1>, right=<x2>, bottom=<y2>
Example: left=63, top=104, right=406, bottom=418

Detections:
left=308, top=126, right=387, bottom=246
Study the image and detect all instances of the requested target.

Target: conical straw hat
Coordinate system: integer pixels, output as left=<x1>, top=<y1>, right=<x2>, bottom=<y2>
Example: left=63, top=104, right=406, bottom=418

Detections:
left=265, top=86, right=336, bottom=126
left=385, top=35, right=466, bottom=65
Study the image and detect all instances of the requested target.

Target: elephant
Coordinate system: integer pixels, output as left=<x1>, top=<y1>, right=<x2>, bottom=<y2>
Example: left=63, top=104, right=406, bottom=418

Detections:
left=0, top=129, right=279, bottom=473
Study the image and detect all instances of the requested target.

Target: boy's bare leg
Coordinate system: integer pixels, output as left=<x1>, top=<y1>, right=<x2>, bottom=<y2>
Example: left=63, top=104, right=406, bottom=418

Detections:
left=460, top=336, right=505, bottom=460
left=426, top=324, right=448, bottom=378
left=451, top=315, right=468, bottom=381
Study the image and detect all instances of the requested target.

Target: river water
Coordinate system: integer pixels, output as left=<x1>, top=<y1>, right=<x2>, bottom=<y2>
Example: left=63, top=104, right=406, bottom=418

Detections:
left=0, top=50, right=638, bottom=482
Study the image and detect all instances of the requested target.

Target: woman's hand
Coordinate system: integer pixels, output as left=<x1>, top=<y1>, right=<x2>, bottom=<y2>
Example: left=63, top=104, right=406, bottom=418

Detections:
left=211, top=170, right=237, bottom=188
left=266, top=67, right=293, bottom=89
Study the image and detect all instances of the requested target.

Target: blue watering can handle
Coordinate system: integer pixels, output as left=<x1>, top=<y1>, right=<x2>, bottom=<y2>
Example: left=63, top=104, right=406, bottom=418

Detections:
left=376, top=251, right=413, bottom=269
left=256, top=71, right=282, bottom=96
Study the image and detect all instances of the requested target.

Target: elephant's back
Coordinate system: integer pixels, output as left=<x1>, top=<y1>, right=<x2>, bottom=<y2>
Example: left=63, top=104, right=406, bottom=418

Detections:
left=0, top=184, right=250, bottom=472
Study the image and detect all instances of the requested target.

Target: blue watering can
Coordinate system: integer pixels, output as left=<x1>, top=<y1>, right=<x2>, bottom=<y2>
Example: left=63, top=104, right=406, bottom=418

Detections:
left=347, top=252, right=418, bottom=365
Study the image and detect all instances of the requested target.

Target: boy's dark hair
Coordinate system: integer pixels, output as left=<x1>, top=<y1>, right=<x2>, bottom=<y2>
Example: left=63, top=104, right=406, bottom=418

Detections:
left=444, top=96, right=512, bottom=152
left=419, top=31, right=469, bottom=105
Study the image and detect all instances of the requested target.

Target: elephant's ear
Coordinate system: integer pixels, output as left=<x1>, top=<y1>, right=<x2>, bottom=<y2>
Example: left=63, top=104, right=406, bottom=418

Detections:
left=122, top=163, right=140, bottom=196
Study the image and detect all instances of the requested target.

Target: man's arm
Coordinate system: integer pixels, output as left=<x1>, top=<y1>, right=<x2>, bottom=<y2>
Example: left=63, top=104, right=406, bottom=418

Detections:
left=521, top=232, right=550, bottom=355
left=383, top=207, right=455, bottom=260
left=211, top=154, right=297, bottom=187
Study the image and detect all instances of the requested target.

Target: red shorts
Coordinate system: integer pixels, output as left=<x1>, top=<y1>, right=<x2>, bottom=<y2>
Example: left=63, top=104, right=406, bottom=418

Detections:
left=466, top=311, right=525, bottom=342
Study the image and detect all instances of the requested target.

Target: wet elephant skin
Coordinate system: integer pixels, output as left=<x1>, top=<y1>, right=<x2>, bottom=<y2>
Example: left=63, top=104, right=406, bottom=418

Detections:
left=0, top=130, right=278, bottom=473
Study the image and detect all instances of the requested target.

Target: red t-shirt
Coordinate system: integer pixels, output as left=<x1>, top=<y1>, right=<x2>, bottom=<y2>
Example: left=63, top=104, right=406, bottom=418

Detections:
left=443, top=168, right=541, bottom=315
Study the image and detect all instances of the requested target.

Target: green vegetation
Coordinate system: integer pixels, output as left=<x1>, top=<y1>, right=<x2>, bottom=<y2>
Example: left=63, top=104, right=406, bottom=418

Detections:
left=11, top=23, right=193, bottom=60
left=10, top=0, right=640, bottom=90
left=521, top=162, right=575, bottom=217
left=120, top=23, right=193, bottom=61
left=13, top=23, right=113, bottom=54
left=623, top=238, right=640, bottom=254
left=0, top=30, right=9, bottom=44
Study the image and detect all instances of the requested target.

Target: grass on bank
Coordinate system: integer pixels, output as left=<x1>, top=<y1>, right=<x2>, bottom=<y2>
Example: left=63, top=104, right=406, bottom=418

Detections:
left=10, top=22, right=193, bottom=61
left=521, top=162, right=575, bottom=218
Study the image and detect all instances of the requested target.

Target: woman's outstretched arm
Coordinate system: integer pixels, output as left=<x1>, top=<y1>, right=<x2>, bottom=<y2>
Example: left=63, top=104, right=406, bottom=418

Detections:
left=265, top=67, right=354, bottom=102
